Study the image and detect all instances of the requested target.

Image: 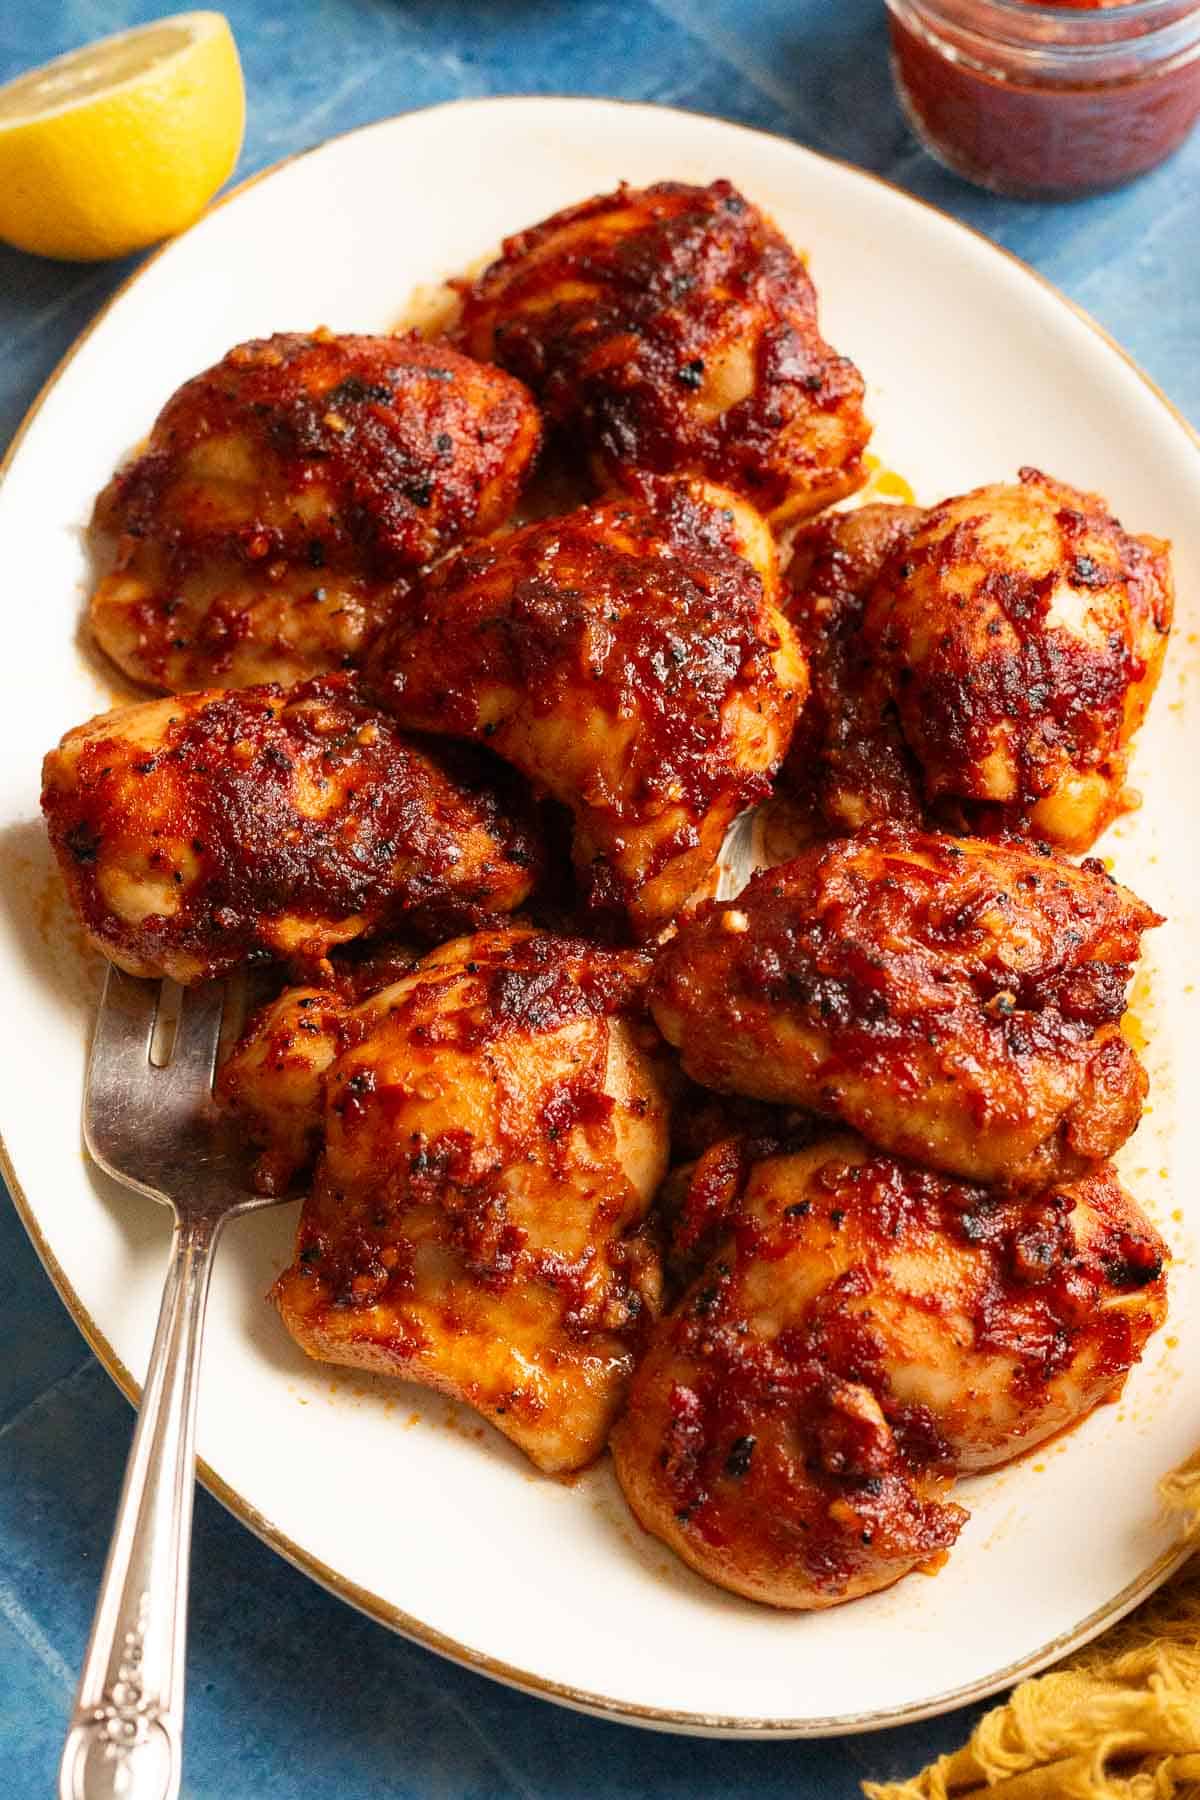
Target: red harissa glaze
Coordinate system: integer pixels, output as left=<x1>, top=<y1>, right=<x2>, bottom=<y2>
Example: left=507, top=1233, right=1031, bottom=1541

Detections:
left=886, top=0, right=1200, bottom=198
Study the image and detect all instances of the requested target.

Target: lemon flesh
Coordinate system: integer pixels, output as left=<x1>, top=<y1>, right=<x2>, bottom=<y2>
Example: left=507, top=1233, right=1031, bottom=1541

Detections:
left=0, top=11, right=244, bottom=262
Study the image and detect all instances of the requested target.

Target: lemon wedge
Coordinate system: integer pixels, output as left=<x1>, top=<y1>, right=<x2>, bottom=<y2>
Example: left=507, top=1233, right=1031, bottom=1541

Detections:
left=0, top=12, right=244, bottom=262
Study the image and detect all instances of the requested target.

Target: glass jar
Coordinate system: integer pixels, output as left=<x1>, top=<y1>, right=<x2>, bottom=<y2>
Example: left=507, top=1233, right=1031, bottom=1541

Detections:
left=885, top=0, right=1200, bottom=199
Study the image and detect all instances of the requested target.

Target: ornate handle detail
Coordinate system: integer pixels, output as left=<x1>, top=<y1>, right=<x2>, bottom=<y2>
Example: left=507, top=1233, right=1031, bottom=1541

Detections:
left=59, top=1213, right=221, bottom=1800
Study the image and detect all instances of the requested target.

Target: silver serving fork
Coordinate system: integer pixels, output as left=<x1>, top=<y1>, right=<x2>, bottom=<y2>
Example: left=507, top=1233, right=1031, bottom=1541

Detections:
left=60, top=966, right=281, bottom=1800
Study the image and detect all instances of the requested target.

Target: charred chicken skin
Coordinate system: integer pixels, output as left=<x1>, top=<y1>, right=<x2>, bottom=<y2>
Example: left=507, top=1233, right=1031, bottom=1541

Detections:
left=611, top=1134, right=1166, bottom=1608
left=367, top=476, right=805, bottom=938
left=254, top=928, right=671, bottom=1474
left=785, top=473, right=1172, bottom=851
left=90, top=331, right=541, bottom=693
left=454, top=180, right=870, bottom=524
left=649, top=830, right=1159, bottom=1192
left=41, top=677, right=539, bottom=984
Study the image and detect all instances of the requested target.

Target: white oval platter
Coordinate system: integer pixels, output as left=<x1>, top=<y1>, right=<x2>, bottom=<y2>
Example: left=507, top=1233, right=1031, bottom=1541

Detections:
left=1, top=96, right=1198, bottom=1737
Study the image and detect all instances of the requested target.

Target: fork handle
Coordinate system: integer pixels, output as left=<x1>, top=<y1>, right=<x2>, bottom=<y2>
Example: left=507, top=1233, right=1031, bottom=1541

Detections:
left=59, top=1212, right=221, bottom=1800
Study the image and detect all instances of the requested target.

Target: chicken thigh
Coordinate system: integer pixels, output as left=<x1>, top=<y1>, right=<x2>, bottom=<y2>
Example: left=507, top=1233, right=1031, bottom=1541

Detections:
left=259, top=928, right=671, bottom=1473
left=827, top=471, right=1170, bottom=852
left=90, top=331, right=541, bottom=692
left=42, top=677, right=539, bottom=984
left=367, top=475, right=805, bottom=938
left=454, top=179, right=870, bottom=523
left=611, top=1134, right=1166, bottom=1607
left=650, top=829, right=1159, bottom=1190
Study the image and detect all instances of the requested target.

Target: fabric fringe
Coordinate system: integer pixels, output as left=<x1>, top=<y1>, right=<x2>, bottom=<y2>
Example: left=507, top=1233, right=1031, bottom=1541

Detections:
left=863, top=1456, right=1200, bottom=1800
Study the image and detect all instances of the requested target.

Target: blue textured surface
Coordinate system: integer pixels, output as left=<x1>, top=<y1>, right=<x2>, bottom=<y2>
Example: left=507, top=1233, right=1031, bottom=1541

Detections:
left=1, top=4, right=1196, bottom=1796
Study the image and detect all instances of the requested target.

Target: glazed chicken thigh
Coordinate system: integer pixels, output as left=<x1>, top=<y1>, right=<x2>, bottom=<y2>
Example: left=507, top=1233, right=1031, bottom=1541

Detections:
left=650, top=829, right=1159, bottom=1191
left=249, top=929, right=671, bottom=1474
left=454, top=179, right=870, bottom=523
left=783, top=473, right=1172, bottom=851
left=90, top=331, right=541, bottom=692
left=367, top=476, right=805, bottom=937
left=41, top=677, right=539, bottom=983
left=862, top=471, right=1172, bottom=851
left=612, top=1134, right=1166, bottom=1608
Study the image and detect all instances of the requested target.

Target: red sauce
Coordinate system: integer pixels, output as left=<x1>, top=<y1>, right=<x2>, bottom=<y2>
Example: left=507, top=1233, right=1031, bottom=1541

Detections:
left=888, top=1, right=1200, bottom=198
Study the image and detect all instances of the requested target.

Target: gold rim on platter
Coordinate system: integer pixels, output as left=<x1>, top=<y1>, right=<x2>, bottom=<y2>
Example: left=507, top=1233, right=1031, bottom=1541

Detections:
left=1, top=96, right=1196, bottom=1738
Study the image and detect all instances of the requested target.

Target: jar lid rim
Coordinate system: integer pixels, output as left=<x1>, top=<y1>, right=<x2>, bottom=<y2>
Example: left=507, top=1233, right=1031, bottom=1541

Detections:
left=982, top=0, right=1194, bottom=15
left=892, top=0, right=1200, bottom=55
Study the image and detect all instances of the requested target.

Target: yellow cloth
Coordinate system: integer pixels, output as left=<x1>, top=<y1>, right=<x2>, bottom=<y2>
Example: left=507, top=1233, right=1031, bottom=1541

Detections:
left=864, top=1457, right=1200, bottom=1800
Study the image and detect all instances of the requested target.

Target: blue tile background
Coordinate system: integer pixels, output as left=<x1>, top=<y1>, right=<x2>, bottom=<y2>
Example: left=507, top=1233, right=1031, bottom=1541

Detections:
left=1, top=3, right=1196, bottom=1795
